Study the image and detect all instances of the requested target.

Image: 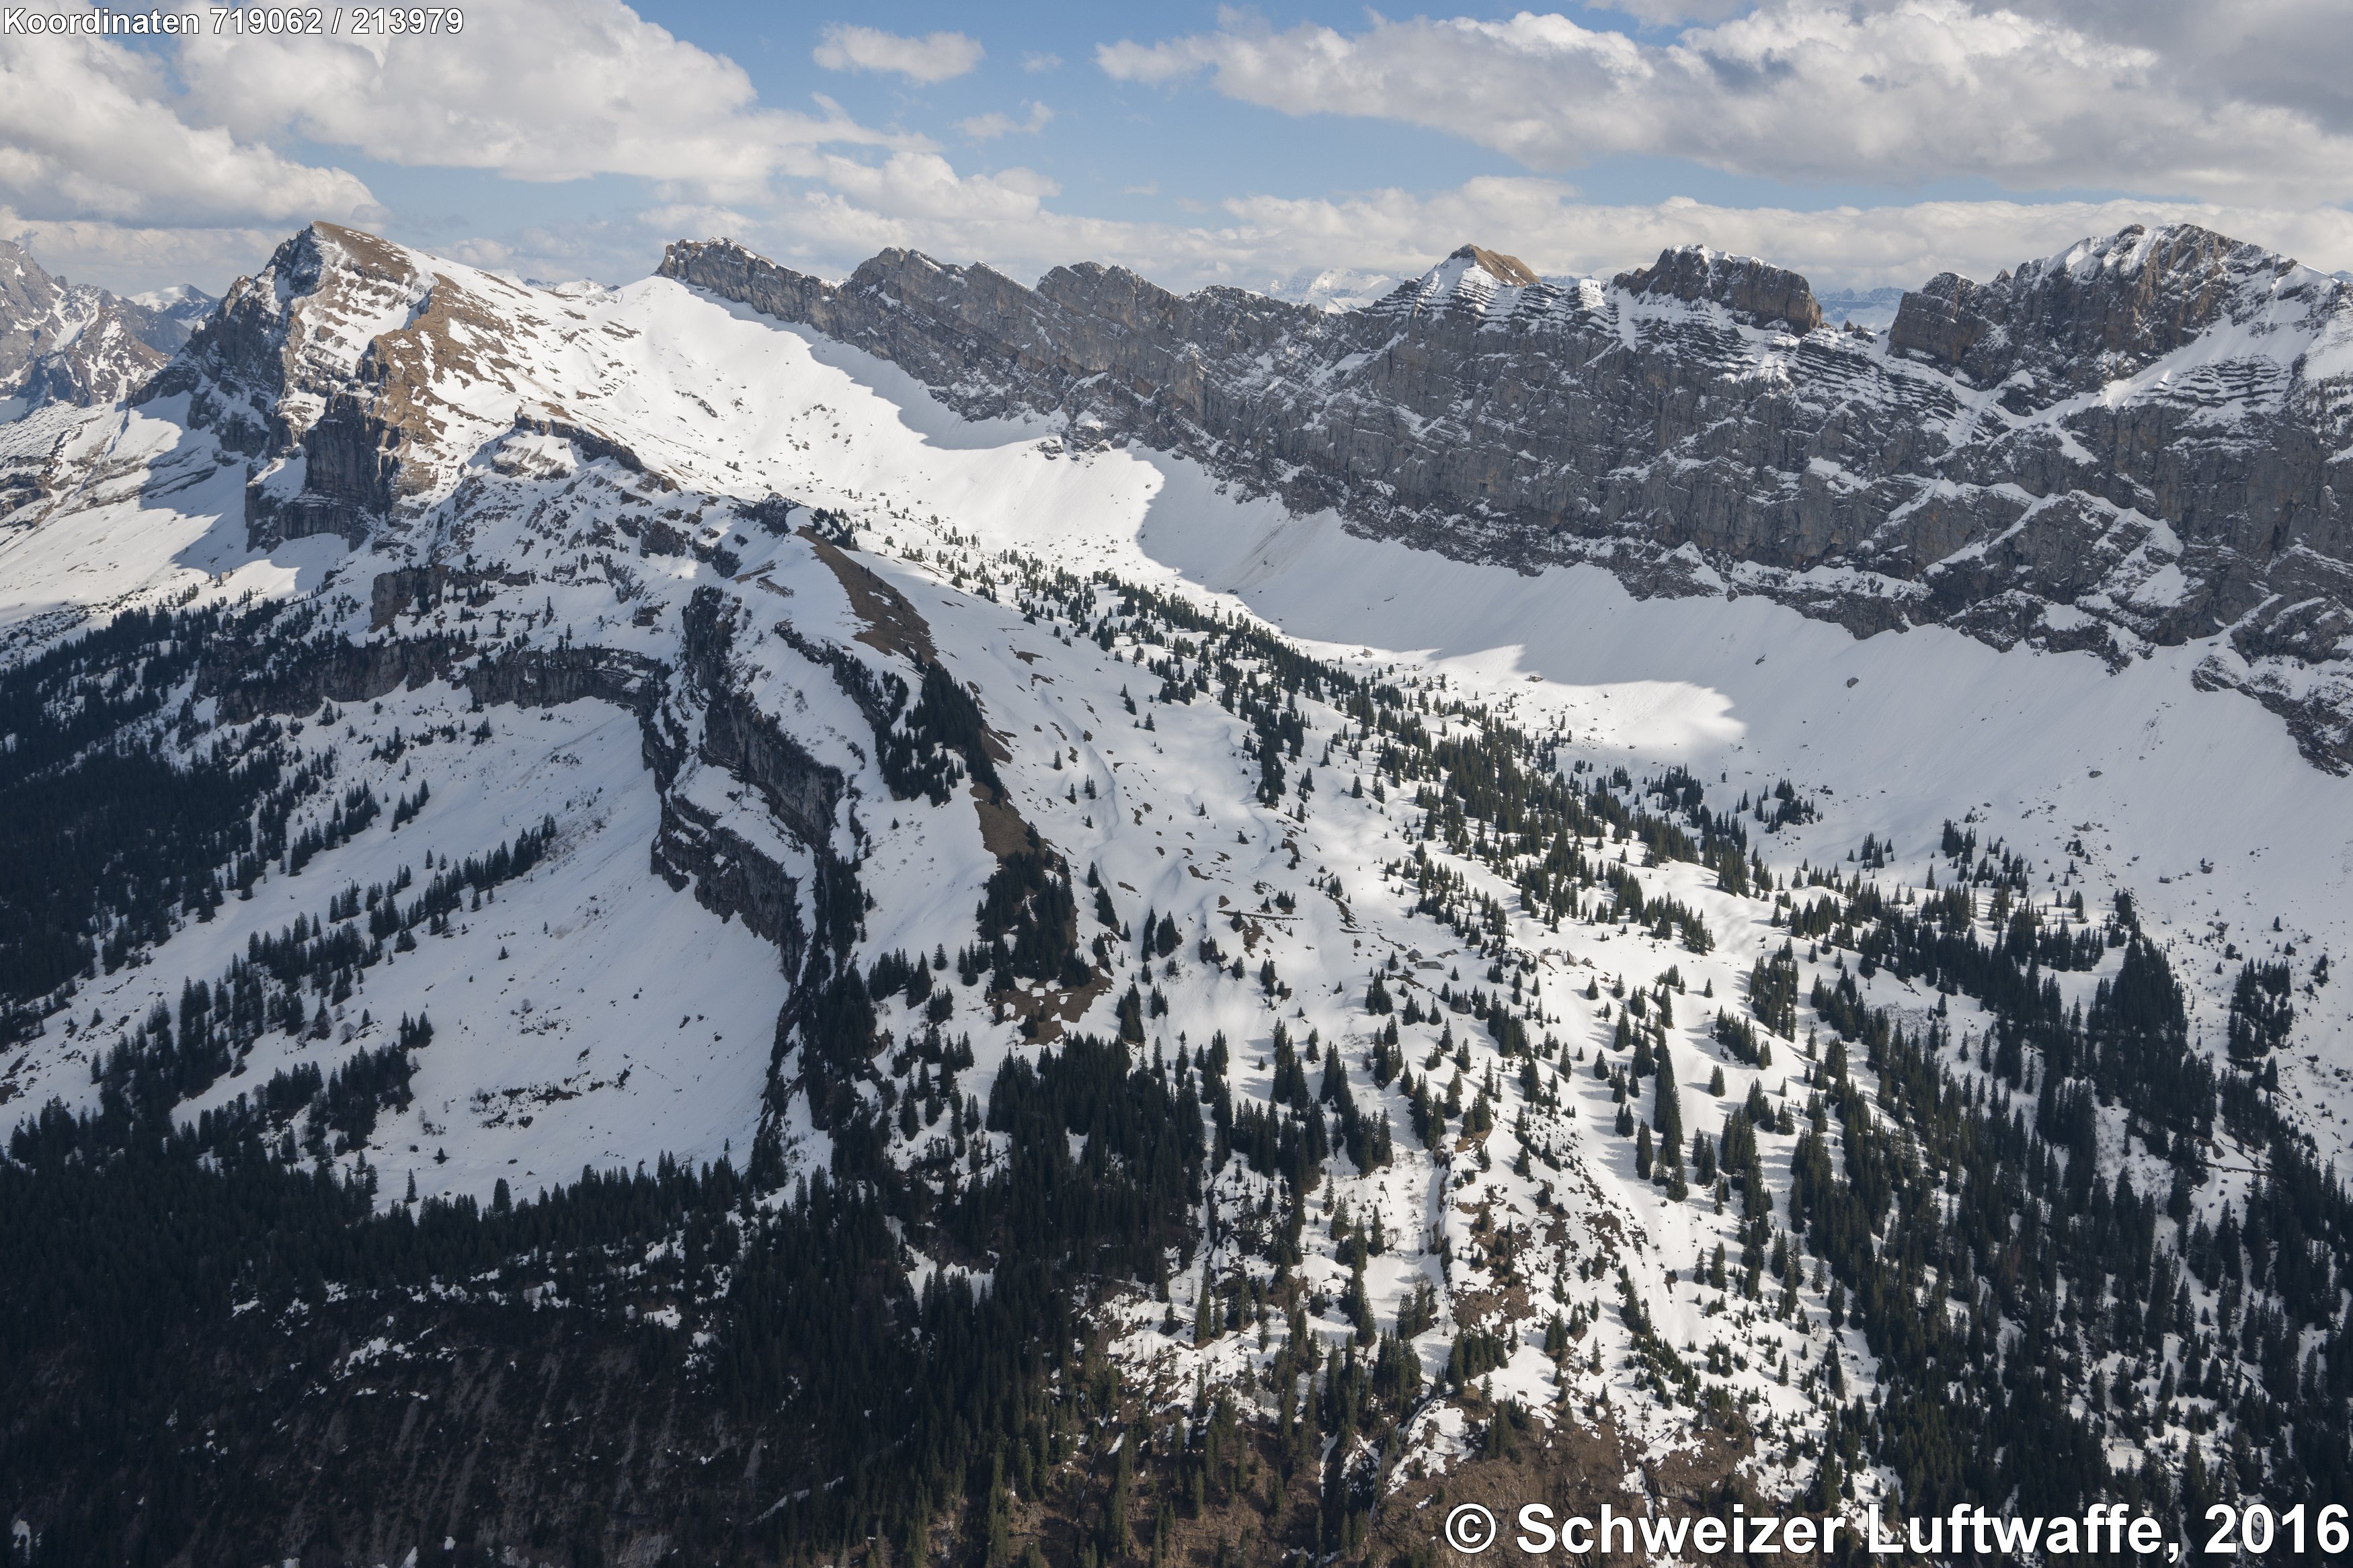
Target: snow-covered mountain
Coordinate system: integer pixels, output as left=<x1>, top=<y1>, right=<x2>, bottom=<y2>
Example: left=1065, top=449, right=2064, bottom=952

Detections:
left=662, top=224, right=2353, bottom=775
left=129, top=280, right=221, bottom=330
left=1, top=222, right=2346, bottom=1565
left=1254, top=265, right=1410, bottom=313
left=0, top=239, right=196, bottom=417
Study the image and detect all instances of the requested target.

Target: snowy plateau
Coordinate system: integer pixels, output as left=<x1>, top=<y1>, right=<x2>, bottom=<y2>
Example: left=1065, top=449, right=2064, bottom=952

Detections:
left=0, top=220, right=2347, bottom=1567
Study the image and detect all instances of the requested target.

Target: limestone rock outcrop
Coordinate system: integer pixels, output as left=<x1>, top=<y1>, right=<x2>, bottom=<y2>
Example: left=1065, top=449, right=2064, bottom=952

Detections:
left=660, top=224, right=2353, bottom=770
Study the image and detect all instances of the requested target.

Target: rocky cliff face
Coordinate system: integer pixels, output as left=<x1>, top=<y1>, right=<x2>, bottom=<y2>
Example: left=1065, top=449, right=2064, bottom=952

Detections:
left=0, top=239, right=191, bottom=411
left=660, top=223, right=2353, bottom=770
left=192, top=534, right=845, bottom=1001
left=147, top=222, right=581, bottom=548
left=5, top=218, right=2349, bottom=1567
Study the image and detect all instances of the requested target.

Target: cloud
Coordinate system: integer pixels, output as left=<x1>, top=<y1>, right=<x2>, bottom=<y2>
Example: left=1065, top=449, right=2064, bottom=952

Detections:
left=1098, top=3, right=2353, bottom=206
left=19, top=0, right=2352, bottom=318
left=0, top=23, right=376, bottom=229
left=1022, top=52, right=1064, bottom=73
left=661, top=158, right=2353, bottom=302
left=955, top=104, right=1054, bottom=142
left=0, top=0, right=943, bottom=293
left=0, top=208, right=285, bottom=296
left=2005, top=0, right=2353, bottom=142
left=1201, top=186, right=2353, bottom=293
left=175, top=0, right=906, bottom=204
left=812, top=24, right=983, bottom=84
left=1589, top=0, right=1762, bottom=22
left=811, top=153, right=1060, bottom=225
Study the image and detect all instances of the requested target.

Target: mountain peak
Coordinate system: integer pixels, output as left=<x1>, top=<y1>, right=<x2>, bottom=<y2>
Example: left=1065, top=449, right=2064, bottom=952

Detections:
left=1394, top=243, right=1546, bottom=315
left=1888, top=222, right=2345, bottom=390
left=0, top=235, right=190, bottom=410
left=1445, top=243, right=1540, bottom=287
left=1613, top=244, right=1823, bottom=334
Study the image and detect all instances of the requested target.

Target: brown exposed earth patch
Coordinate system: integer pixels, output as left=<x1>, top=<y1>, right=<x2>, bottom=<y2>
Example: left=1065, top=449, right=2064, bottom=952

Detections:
left=801, top=532, right=1108, bottom=1039
left=801, top=526, right=938, bottom=664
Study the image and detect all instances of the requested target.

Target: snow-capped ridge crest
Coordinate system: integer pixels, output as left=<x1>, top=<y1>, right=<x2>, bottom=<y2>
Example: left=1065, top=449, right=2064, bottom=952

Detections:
left=507, top=401, right=667, bottom=485
left=657, top=220, right=2353, bottom=771
left=1888, top=221, right=2352, bottom=393
left=1254, top=265, right=1405, bottom=313
left=130, top=282, right=218, bottom=325
left=68, top=216, right=2353, bottom=778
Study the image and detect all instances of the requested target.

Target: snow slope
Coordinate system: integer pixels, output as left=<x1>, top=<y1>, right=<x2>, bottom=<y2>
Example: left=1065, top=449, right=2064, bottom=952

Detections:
left=624, top=297, right=2352, bottom=1159
left=0, top=233, right=2342, bottom=1518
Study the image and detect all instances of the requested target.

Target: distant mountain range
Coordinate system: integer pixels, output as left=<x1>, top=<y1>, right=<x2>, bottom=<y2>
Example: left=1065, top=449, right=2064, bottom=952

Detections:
left=0, top=241, right=213, bottom=415
left=660, top=222, right=2353, bottom=772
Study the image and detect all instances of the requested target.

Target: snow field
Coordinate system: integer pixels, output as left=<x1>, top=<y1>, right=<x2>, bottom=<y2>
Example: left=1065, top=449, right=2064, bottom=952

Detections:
left=1, top=236, right=2342, bottom=1508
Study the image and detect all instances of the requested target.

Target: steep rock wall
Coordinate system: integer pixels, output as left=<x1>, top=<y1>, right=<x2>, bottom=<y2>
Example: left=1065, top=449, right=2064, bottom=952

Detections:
left=661, top=224, right=2353, bottom=769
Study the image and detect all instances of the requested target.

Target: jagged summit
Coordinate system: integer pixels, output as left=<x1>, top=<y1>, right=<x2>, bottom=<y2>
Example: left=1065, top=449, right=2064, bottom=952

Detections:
left=1890, top=220, right=2352, bottom=393
left=130, top=281, right=218, bottom=325
left=1613, top=243, right=1823, bottom=334
left=152, top=222, right=433, bottom=434
left=1451, top=243, right=1540, bottom=286
left=0, top=237, right=190, bottom=411
left=146, top=221, right=594, bottom=547
left=1427, top=242, right=1542, bottom=290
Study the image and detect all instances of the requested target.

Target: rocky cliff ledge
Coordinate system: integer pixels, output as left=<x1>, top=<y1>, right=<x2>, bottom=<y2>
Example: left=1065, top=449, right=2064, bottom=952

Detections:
left=661, top=224, right=2353, bottom=771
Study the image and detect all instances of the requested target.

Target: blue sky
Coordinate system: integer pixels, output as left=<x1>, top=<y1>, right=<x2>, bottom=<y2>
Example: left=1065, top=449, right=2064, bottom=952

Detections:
left=616, top=1, right=2102, bottom=213
left=5, top=0, right=2352, bottom=298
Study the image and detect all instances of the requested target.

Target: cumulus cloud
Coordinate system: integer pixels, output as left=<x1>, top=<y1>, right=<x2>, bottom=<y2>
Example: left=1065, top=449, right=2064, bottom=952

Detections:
left=1099, top=2, right=2353, bottom=206
left=1203, top=186, right=2353, bottom=293
left=1589, top=0, right=1769, bottom=22
left=2006, top=0, right=2353, bottom=142
left=646, top=165, right=2353, bottom=303
left=811, top=153, right=1060, bottom=226
left=956, top=104, right=1054, bottom=142
left=0, top=1, right=936, bottom=293
left=0, top=208, right=285, bottom=296
left=812, top=24, right=984, bottom=84
left=0, top=25, right=376, bottom=229
left=175, top=0, right=906, bottom=204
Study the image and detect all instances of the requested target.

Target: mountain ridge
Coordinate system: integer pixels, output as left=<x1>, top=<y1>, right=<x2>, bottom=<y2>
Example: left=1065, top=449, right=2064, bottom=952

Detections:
left=0, top=218, right=2346, bottom=1565
left=659, top=220, right=2353, bottom=773
left=0, top=238, right=206, bottom=413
